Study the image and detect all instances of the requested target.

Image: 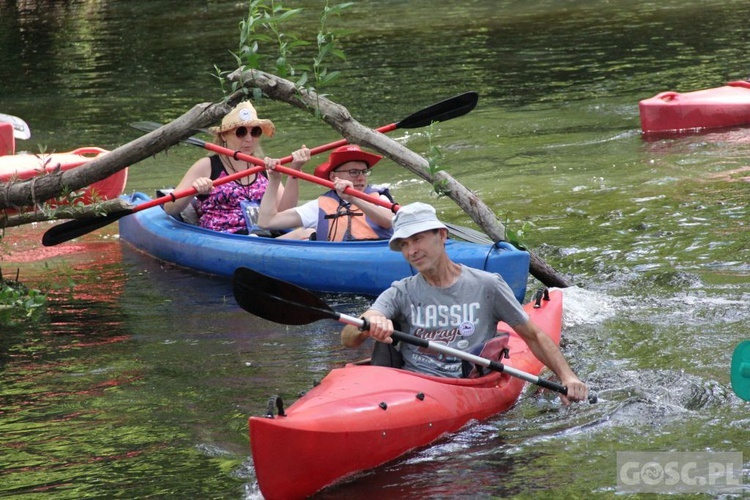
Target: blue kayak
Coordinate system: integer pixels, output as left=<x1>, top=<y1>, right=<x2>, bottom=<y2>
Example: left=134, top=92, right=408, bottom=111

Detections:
left=118, top=192, right=530, bottom=299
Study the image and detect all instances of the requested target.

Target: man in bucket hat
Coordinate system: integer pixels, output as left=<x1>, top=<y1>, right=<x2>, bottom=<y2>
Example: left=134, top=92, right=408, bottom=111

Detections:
left=258, top=144, right=394, bottom=241
left=341, top=202, right=590, bottom=404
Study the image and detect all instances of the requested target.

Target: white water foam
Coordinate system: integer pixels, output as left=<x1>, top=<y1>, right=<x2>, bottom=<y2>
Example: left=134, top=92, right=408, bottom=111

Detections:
left=559, top=286, right=618, bottom=327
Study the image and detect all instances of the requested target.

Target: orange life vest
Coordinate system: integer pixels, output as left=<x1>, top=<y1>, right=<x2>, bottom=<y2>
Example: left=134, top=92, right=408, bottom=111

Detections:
left=316, top=187, right=394, bottom=241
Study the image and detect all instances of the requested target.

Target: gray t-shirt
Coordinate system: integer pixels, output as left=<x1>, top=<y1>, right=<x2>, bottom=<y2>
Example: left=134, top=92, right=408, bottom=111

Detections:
left=371, top=265, right=529, bottom=377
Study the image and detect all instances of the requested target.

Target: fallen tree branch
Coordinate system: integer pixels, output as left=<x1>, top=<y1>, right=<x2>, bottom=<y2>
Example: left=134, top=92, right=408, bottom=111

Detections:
left=0, top=100, right=243, bottom=213
left=227, top=68, right=572, bottom=287
left=0, top=198, right=133, bottom=228
left=0, top=71, right=571, bottom=287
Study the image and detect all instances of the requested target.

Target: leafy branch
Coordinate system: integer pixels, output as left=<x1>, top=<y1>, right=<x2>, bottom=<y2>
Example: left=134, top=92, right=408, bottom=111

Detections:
left=311, top=2, right=353, bottom=90
left=0, top=269, right=46, bottom=321
left=424, top=122, right=450, bottom=197
left=214, top=0, right=352, bottom=98
left=504, top=220, right=533, bottom=250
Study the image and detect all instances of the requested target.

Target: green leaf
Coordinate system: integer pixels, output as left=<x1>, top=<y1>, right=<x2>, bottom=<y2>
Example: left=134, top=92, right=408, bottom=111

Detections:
left=277, top=8, right=304, bottom=21
left=288, top=40, right=311, bottom=49
left=331, top=48, right=346, bottom=60
left=318, top=43, right=332, bottom=60
left=321, top=71, right=340, bottom=85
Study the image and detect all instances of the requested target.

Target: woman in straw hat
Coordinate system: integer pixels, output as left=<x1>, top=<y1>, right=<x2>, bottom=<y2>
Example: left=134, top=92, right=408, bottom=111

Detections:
left=258, top=145, right=394, bottom=241
left=164, top=101, right=309, bottom=234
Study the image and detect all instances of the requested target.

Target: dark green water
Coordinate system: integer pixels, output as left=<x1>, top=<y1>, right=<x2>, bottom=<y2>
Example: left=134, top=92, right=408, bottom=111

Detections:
left=1, top=0, right=749, bottom=498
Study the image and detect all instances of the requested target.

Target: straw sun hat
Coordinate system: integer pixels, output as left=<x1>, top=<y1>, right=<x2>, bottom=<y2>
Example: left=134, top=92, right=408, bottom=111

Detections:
left=208, top=102, right=275, bottom=138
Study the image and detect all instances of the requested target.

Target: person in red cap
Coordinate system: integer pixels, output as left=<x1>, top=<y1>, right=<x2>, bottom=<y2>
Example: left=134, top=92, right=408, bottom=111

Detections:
left=258, top=145, right=395, bottom=241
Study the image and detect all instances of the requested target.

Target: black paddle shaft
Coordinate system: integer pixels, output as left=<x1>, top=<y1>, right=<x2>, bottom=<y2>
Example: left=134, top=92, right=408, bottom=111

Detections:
left=232, top=267, right=596, bottom=403
left=382, top=327, right=570, bottom=395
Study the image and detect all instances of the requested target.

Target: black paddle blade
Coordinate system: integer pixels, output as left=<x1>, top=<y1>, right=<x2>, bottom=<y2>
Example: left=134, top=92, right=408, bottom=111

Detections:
left=232, top=267, right=339, bottom=326
left=129, top=121, right=165, bottom=134
left=42, top=209, right=132, bottom=246
left=396, top=92, right=479, bottom=129
left=129, top=122, right=208, bottom=147
left=443, top=222, right=494, bottom=245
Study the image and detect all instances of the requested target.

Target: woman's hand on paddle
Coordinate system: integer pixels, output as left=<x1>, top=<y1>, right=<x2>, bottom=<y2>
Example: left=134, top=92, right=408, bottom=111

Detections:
left=289, top=145, right=309, bottom=171
left=264, top=145, right=308, bottom=182
left=191, top=177, right=213, bottom=195
left=264, top=156, right=283, bottom=182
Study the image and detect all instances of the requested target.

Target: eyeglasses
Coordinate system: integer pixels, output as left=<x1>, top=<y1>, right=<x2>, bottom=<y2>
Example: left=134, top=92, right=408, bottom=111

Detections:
left=235, top=126, right=263, bottom=139
left=333, top=168, right=371, bottom=178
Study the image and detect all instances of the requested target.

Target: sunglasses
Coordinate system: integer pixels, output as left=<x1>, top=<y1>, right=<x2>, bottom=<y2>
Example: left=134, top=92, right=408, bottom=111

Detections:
left=235, top=126, right=263, bottom=139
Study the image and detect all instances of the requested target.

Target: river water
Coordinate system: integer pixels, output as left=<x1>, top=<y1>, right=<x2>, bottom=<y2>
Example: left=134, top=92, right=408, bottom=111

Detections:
left=1, top=0, right=749, bottom=498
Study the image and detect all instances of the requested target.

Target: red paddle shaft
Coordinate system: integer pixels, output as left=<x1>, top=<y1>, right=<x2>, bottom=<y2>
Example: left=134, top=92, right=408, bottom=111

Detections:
left=130, top=90, right=479, bottom=212
left=42, top=93, right=477, bottom=246
left=133, top=165, right=264, bottom=213
left=198, top=139, right=401, bottom=214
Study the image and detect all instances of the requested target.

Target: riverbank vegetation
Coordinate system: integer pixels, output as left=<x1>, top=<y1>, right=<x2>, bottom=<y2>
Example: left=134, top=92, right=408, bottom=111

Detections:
left=0, top=268, right=45, bottom=323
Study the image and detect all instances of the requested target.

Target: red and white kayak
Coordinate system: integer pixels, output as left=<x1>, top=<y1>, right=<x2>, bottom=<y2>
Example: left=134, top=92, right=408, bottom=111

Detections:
left=639, top=80, right=750, bottom=134
left=0, top=147, right=128, bottom=207
left=249, top=290, right=563, bottom=499
left=0, top=116, right=30, bottom=154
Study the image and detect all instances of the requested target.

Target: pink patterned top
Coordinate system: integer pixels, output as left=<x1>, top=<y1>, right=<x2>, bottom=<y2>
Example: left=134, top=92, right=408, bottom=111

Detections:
left=196, top=156, right=269, bottom=233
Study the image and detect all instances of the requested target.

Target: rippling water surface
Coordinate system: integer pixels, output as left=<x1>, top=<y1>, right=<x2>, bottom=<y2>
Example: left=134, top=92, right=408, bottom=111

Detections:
left=1, top=0, right=749, bottom=498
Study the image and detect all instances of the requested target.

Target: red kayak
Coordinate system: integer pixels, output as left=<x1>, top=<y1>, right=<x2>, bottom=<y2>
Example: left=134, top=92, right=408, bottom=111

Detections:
left=639, top=80, right=750, bottom=134
left=0, top=147, right=128, bottom=207
left=249, top=290, right=563, bottom=499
